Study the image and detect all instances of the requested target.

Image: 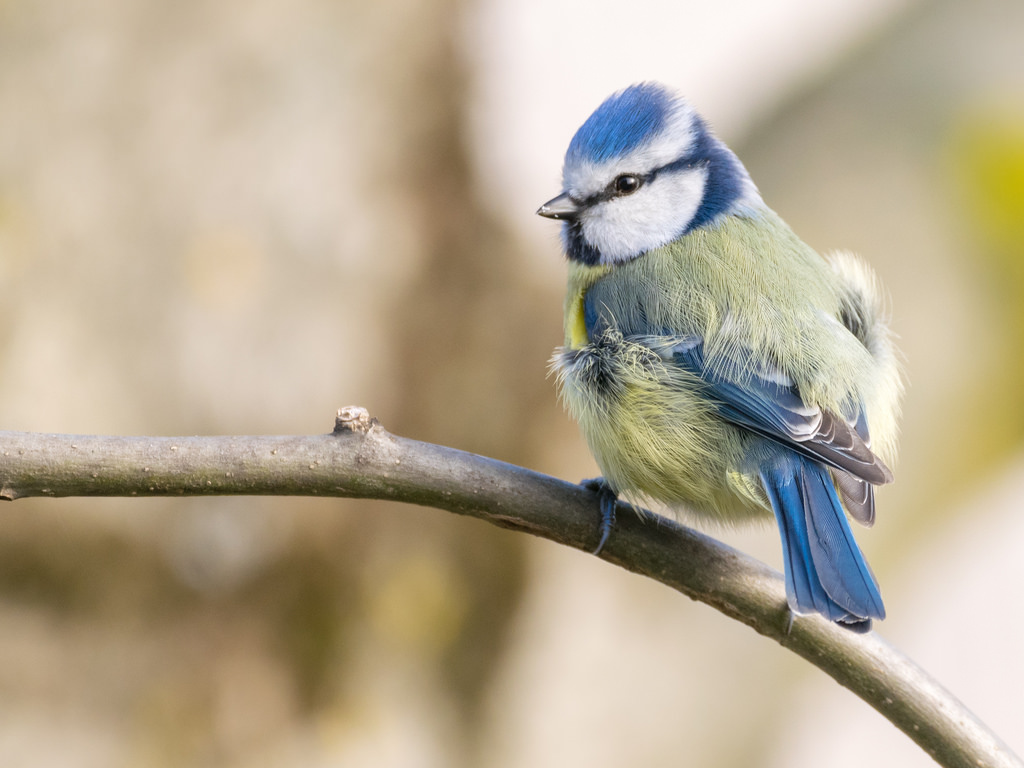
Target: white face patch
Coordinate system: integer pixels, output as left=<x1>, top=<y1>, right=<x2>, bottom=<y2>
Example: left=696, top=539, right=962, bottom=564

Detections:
left=578, top=166, right=708, bottom=264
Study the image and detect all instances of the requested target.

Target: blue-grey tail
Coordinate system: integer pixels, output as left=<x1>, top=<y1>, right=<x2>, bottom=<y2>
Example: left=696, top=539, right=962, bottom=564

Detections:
left=760, top=454, right=885, bottom=632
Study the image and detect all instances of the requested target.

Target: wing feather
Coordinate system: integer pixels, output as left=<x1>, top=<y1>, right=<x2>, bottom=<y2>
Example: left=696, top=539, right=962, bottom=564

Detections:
left=663, top=337, right=892, bottom=487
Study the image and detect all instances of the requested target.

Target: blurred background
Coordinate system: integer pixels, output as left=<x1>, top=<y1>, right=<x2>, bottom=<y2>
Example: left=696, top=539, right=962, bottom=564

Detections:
left=1, top=0, right=1022, bottom=765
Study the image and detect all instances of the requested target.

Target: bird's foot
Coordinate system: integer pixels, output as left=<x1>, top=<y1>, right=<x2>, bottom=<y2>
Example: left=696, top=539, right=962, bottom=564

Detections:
left=581, top=477, right=617, bottom=555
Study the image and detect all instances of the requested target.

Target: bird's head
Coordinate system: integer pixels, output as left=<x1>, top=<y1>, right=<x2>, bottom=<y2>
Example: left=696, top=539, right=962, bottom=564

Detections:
left=538, top=82, right=763, bottom=265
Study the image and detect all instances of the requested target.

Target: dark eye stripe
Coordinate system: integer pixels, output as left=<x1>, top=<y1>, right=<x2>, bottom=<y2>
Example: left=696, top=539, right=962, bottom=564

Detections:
left=577, top=156, right=706, bottom=209
left=579, top=171, right=651, bottom=207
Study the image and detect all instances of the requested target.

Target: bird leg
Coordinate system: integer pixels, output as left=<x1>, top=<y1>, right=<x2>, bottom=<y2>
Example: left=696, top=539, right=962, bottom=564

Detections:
left=581, top=477, right=618, bottom=555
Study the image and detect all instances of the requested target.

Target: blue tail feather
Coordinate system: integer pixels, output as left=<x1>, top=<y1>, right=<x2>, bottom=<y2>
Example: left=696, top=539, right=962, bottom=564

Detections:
left=763, top=471, right=839, bottom=621
left=760, top=454, right=885, bottom=629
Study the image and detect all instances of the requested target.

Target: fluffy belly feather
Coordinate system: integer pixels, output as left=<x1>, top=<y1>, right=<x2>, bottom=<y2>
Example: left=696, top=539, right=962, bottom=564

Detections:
left=553, top=331, right=770, bottom=525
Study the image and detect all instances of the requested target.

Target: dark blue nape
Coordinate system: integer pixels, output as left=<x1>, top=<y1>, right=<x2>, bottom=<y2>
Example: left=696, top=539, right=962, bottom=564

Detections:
left=678, top=119, right=750, bottom=234
left=566, top=83, right=674, bottom=165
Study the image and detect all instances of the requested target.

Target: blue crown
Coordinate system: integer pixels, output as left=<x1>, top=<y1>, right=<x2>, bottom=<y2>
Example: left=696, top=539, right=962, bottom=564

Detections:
left=566, top=83, right=675, bottom=165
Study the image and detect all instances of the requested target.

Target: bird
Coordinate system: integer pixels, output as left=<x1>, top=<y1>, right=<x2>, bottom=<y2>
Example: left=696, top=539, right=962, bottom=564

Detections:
left=537, top=82, right=903, bottom=631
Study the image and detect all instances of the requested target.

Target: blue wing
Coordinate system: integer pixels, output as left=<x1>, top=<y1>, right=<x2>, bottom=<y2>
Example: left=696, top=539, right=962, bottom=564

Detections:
left=666, top=337, right=892, bottom=489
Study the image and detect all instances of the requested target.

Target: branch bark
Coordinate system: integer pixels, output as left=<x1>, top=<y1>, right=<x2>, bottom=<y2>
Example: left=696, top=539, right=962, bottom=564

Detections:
left=0, top=406, right=1019, bottom=768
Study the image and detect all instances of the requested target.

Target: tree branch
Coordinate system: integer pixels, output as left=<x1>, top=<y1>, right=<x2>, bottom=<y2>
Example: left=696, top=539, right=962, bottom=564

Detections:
left=0, top=406, right=1019, bottom=768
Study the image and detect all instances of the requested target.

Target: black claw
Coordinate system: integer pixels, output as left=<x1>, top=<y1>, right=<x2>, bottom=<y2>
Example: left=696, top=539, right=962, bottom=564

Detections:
left=581, top=477, right=618, bottom=555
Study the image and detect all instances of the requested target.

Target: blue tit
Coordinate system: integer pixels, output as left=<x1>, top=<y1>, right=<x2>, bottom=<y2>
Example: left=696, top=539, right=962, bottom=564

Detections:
left=538, top=83, right=903, bottom=631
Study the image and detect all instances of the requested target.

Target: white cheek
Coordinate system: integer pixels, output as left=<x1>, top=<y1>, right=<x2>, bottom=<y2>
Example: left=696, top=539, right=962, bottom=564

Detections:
left=581, top=169, right=707, bottom=263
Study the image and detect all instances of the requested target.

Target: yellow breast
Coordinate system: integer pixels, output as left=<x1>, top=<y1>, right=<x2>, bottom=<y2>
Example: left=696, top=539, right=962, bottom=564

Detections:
left=563, top=262, right=611, bottom=349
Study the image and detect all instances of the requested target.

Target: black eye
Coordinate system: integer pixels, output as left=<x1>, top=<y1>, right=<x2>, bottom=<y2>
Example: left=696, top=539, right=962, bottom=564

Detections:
left=612, top=174, right=642, bottom=196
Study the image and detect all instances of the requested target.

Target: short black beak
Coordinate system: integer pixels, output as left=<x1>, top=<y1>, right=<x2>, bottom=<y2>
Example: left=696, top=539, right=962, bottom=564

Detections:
left=536, top=192, right=580, bottom=221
